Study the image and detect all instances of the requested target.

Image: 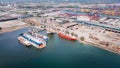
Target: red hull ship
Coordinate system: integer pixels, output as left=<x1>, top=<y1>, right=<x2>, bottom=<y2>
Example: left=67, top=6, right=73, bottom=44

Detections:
left=58, top=32, right=77, bottom=41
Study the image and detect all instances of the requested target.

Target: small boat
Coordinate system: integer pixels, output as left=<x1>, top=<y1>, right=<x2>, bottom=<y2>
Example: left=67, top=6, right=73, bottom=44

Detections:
left=58, top=32, right=77, bottom=41
left=18, top=33, right=46, bottom=48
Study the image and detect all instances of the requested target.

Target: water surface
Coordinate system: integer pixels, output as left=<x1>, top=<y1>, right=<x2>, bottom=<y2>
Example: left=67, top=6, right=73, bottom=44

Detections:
left=0, top=27, right=120, bottom=68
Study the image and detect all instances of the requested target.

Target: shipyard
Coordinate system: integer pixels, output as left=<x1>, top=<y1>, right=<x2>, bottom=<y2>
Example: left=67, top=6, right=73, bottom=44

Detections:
left=0, top=1, right=120, bottom=68
left=0, top=2, right=119, bottom=53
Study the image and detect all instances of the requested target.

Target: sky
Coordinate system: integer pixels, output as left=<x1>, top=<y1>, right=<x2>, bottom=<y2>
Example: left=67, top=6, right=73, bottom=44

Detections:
left=0, top=0, right=120, bottom=3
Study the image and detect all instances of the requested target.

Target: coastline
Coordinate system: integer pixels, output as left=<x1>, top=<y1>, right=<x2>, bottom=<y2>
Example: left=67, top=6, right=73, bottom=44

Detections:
left=0, top=22, right=120, bottom=55
left=0, top=24, right=30, bottom=34
left=54, top=22, right=120, bottom=55
left=78, top=40, right=120, bottom=54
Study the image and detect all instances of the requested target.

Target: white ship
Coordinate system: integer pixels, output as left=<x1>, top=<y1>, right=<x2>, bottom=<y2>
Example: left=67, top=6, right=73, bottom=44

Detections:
left=18, top=33, right=46, bottom=48
left=28, top=31, right=49, bottom=41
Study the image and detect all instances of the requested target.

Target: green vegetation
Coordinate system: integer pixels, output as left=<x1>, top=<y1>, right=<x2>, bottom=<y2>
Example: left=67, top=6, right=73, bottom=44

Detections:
left=30, top=23, right=35, bottom=26
left=0, top=27, right=2, bottom=31
left=71, top=32, right=78, bottom=37
left=65, top=31, right=69, bottom=34
left=75, top=34, right=78, bottom=38
left=41, top=25, right=45, bottom=28
left=80, top=37, right=85, bottom=41
left=71, top=32, right=74, bottom=36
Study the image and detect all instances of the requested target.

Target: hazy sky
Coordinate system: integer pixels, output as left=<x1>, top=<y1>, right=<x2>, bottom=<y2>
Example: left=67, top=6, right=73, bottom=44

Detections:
left=0, top=0, right=120, bottom=3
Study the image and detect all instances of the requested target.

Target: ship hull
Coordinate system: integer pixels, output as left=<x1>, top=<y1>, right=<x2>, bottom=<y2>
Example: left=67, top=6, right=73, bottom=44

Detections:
left=17, top=36, right=31, bottom=47
left=18, top=33, right=46, bottom=48
left=58, top=33, right=76, bottom=41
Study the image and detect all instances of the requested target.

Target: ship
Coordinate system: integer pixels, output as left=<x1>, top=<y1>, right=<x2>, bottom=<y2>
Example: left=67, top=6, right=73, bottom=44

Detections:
left=58, top=32, right=77, bottom=41
left=28, top=31, right=49, bottom=41
left=17, top=35, right=31, bottom=47
left=17, top=33, right=46, bottom=48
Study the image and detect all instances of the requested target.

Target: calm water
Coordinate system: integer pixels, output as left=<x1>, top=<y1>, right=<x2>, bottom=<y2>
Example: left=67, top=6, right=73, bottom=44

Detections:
left=0, top=27, right=120, bottom=68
